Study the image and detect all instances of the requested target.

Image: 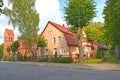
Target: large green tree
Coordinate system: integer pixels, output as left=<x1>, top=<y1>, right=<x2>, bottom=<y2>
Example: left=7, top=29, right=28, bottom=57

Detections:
left=84, top=22, right=105, bottom=44
left=64, top=0, right=96, bottom=61
left=0, top=0, right=3, bottom=14
left=103, top=0, right=120, bottom=46
left=4, top=0, right=39, bottom=51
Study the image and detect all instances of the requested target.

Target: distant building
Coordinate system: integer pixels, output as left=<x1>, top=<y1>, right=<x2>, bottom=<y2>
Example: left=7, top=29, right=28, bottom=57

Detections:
left=4, top=28, right=14, bottom=57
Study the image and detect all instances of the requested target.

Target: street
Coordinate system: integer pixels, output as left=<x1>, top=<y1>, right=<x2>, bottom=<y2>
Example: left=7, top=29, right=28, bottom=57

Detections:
left=0, top=62, right=120, bottom=80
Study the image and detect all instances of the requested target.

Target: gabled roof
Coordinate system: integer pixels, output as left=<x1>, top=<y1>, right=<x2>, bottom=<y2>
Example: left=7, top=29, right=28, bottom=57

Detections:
left=5, top=28, right=14, bottom=36
left=41, top=21, right=78, bottom=46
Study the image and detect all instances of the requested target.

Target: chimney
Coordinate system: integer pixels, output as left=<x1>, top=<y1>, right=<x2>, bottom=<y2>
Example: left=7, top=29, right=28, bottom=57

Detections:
left=63, top=24, right=65, bottom=27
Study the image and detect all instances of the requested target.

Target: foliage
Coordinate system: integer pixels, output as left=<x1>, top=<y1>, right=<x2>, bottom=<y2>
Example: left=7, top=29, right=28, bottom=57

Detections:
left=0, top=0, right=3, bottom=14
left=64, top=0, right=96, bottom=28
left=104, top=52, right=116, bottom=63
left=7, top=46, right=11, bottom=53
left=10, top=40, right=19, bottom=52
left=64, top=0, right=96, bottom=61
left=4, top=0, right=39, bottom=51
left=84, top=58, right=102, bottom=63
left=39, top=58, right=48, bottom=62
left=103, top=0, right=120, bottom=46
left=50, top=53, right=73, bottom=63
left=96, top=49, right=103, bottom=59
left=37, top=36, right=47, bottom=47
left=84, top=22, right=106, bottom=43
left=58, top=57, right=73, bottom=63
left=69, top=22, right=106, bottom=44
left=0, top=43, right=4, bottom=59
left=51, top=57, right=73, bottom=63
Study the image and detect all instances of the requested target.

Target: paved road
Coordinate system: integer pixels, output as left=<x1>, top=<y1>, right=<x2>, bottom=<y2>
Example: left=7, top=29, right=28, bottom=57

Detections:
left=0, top=62, right=120, bottom=80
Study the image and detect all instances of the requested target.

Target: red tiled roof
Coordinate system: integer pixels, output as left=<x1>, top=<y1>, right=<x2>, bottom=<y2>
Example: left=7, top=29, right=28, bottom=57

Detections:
left=5, top=28, right=14, bottom=36
left=90, top=40, right=107, bottom=49
left=64, top=33, right=78, bottom=46
left=49, top=21, right=70, bottom=34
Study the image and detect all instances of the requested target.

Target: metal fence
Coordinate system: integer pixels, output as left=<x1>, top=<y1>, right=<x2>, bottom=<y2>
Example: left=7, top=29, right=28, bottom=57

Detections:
left=102, top=46, right=120, bottom=63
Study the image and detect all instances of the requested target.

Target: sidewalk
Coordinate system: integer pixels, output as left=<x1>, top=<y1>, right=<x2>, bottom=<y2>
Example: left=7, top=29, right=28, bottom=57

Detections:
left=11, top=62, right=120, bottom=71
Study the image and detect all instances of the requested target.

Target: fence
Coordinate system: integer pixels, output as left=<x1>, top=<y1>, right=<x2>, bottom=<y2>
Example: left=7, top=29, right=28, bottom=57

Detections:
left=101, top=46, right=120, bottom=63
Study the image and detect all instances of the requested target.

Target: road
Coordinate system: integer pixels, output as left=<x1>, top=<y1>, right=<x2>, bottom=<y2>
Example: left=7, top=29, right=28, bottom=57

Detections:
left=0, top=62, right=120, bottom=80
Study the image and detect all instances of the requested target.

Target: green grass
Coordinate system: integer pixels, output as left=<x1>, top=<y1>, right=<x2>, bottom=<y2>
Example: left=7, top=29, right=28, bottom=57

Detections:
left=84, top=58, right=102, bottom=63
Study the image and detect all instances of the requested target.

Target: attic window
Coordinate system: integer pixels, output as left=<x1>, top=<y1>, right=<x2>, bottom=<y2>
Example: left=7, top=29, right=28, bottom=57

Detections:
left=48, top=30, right=52, bottom=34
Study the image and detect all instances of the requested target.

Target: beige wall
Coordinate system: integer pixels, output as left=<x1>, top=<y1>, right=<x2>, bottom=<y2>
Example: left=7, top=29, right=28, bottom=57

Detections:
left=42, top=23, right=68, bottom=56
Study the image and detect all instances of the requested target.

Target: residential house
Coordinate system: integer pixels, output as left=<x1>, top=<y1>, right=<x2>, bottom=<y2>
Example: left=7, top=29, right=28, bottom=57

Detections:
left=40, top=21, right=106, bottom=60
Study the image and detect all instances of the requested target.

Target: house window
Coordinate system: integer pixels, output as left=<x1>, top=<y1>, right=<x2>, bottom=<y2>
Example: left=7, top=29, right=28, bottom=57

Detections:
left=45, top=49, right=48, bottom=55
left=58, top=36, right=61, bottom=43
left=53, top=37, right=56, bottom=44
left=9, top=37, right=11, bottom=41
left=46, top=40, right=48, bottom=45
left=53, top=48, right=57, bottom=55
left=88, top=47, right=91, bottom=53
left=60, top=47, right=65, bottom=54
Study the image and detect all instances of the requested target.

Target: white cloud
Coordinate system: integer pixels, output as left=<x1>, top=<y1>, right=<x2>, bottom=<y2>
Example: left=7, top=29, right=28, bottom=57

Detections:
left=0, top=0, right=65, bottom=44
left=35, top=0, right=65, bottom=32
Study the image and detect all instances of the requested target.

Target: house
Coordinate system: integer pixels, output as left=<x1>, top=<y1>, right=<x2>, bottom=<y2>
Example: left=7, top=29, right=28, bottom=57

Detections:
left=4, top=28, right=14, bottom=57
left=40, top=21, right=106, bottom=60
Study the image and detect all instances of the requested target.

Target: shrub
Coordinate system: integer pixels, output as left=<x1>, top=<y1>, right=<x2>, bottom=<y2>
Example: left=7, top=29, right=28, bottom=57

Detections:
left=58, top=57, right=73, bottom=63
left=51, top=57, right=73, bottom=63
left=39, top=58, right=48, bottom=62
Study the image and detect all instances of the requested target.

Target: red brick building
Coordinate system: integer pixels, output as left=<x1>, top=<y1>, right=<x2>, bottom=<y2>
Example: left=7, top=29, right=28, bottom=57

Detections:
left=4, top=28, right=14, bottom=57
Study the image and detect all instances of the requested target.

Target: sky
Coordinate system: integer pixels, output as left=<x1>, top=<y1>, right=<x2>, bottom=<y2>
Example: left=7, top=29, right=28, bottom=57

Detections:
left=0, top=0, right=106, bottom=44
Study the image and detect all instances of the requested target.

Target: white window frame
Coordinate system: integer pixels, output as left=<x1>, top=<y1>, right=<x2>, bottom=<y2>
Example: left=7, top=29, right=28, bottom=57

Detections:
left=53, top=48, right=57, bottom=55
left=45, top=49, right=48, bottom=55
left=60, top=47, right=65, bottom=54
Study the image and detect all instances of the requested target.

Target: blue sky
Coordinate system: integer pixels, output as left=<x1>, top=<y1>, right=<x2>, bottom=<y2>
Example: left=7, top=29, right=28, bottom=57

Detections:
left=0, top=0, right=106, bottom=44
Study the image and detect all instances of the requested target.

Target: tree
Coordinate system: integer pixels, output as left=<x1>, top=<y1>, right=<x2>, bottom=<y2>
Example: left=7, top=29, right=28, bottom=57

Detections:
left=7, top=40, right=19, bottom=58
left=64, top=0, right=96, bottom=61
left=6, top=46, right=11, bottom=59
left=0, top=0, right=3, bottom=14
left=103, top=0, right=120, bottom=46
left=84, top=22, right=105, bottom=44
left=0, top=43, right=4, bottom=60
left=4, top=0, right=39, bottom=51
left=69, top=22, right=106, bottom=43
left=37, top=36, right=47, bottom=58
left=10, top=40, right=19, bottom=53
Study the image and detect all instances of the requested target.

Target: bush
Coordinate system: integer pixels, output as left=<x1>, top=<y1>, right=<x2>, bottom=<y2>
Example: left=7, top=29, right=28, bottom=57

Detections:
left=2, top=57, right=9, bottom=61
left=51, top=57, right=73, bottom=63
left=39, top=58, right=48, bottom=62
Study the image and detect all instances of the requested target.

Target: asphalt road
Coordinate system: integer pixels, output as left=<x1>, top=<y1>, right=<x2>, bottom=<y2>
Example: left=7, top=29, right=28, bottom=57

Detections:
left=0, top=62, right=120, bottom=80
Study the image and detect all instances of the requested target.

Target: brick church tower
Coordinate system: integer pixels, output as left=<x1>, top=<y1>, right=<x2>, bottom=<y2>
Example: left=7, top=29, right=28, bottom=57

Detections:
left=4, top=28, right=14, bottom=57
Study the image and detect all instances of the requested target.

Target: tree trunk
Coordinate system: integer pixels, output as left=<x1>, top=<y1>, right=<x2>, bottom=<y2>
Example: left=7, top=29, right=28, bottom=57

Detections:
left=77, top=27, right=83, bottom=62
